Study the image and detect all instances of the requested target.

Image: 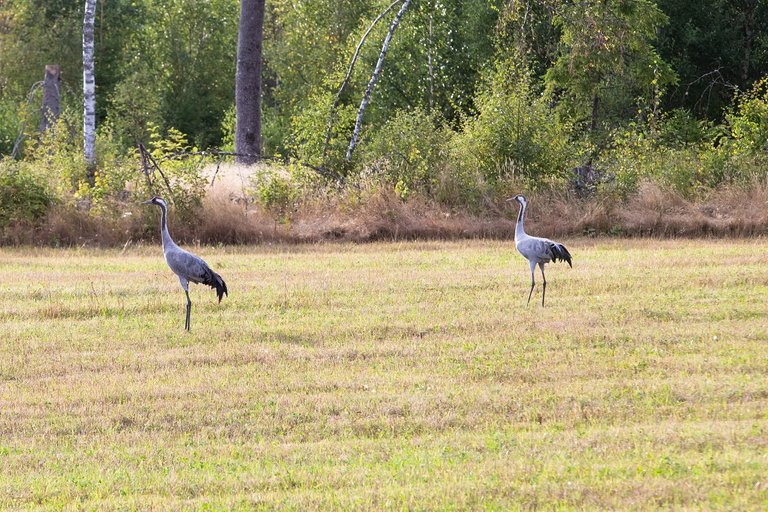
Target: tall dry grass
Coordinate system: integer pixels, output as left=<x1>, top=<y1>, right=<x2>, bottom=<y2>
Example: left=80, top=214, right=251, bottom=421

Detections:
left=4, top=175, right=768, bottom=247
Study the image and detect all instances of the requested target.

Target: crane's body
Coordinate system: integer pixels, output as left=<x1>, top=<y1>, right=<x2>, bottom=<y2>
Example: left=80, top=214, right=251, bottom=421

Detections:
left=144, top=197, right=227, bottom=330
left=508, top=194, right=571, bottom=306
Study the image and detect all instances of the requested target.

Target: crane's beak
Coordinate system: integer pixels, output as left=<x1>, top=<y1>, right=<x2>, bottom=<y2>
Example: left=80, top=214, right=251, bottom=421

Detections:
left=142, top=199, right=154, bottom=205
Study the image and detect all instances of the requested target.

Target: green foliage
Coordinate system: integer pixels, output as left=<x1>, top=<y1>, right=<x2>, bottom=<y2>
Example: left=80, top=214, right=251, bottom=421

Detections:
left=142, top=125, right=209, bottom=217
left=0, top=98, right=20, bottom=155
left=105, top=65, right=164, bottom=147
left=74, top=124, right=138, bottom=215
left=656, top=0, right=768, bottom=119
left=289, top=86, right=357, bottom=173
left=656, top=109, right=717, bottom=147
left=0, top=157, right=53, bottom=227
left=251, top=166, right=299, bottom=218
left=28, top=114, right=87, bottom=195
left=366, top=0, right=503, bottom=125
left=544, top=0, right=676, bottom=139
left=596, top=111, right=735, bottom=199
left=725, top=77, right=768, bottom=155
left=598, top=120, right=728, bottom=199
left=361, top=108, right=450, bottom=199
left=452, top=57, right=576, bottom=190
left=249, top=159, right=321, bottom=219
left=2, top=0, right=768, bottom=229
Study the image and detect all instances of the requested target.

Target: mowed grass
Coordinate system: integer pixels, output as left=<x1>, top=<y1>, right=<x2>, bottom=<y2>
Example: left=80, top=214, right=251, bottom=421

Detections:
left=1, top=239, right=767, bottom=510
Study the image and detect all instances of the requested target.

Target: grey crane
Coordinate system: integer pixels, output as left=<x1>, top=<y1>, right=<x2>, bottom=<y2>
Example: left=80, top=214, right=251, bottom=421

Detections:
left=143, top=196, right=227, bottom=330
left=507, top=194, right=572, bottom=306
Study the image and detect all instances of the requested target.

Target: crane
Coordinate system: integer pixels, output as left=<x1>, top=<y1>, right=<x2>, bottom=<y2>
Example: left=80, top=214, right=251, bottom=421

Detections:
left=507, top=194, right=572, bottom=306
left=143, top=196, right=228, bottom=331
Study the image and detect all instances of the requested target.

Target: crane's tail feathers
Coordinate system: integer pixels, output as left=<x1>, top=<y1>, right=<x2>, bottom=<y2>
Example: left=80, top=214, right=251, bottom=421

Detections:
left=550, top=243, right=573, bottom=268
left=203, top=271, right=228, bottom=303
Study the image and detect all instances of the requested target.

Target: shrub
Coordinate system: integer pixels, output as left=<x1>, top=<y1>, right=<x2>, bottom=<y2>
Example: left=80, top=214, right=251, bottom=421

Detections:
left=726, top=77, right=768, bottom=155
left=248, top=160, right=321, bottom=220
left=0, top=97, right=20, bottom=155
left=360, top=108, right=451, bottom=200
left=289, top=86, right=357, bottom=176
left=139, top=124, right=209, bottom=218
left=27, top=114, right=87, bottom=196
left=0, top=158, right=53, bottom=228
left=451, top=57, right=576, bottom=192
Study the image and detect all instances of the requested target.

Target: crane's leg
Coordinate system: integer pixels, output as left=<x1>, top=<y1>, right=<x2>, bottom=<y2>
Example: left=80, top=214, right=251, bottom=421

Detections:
left=527, top=259, right=536, bottom=306
left=185, top=290, right=192, bottom=331
left=539, top=262, right=547, bottom=307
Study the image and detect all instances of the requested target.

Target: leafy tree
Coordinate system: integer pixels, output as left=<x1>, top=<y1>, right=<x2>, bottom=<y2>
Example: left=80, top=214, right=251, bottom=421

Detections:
left=655, top=0, right=768, bottom=119
left=452, top=56, right=576, bottom=188
left=543, top=0, right=676, bottom=142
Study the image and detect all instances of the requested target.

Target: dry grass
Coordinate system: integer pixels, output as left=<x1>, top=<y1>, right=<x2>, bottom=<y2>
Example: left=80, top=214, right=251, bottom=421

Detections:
left=0, top=239, right=767, bottom=509
left=3, top=161, right=768, bottom=247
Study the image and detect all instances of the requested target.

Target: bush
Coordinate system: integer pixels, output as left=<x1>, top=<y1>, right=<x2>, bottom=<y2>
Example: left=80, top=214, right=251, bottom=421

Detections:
left=726, top=77, right=768, bottom=155
left=0, top=158, right=53, bottom=228
left=0, top=97, right=20, bottom=155
left=289, top=86, right=357, bottom=176
left=360, top=108, right=451, bottom=200
left=451, top=57, right=577, bottom=192
left=138, top=124, right=210, bottom=218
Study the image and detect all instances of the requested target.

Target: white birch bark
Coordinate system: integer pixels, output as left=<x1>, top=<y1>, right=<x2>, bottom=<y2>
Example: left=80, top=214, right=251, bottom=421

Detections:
left=83, top=0, right=97, bottom=169
left=346, top=0, right=411, bottom=163
left=323, top=0, right=403, bottom=165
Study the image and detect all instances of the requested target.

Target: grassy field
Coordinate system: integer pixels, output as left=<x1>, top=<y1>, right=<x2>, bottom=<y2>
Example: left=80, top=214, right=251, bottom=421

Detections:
left=1, top=239, right=767, bottom=510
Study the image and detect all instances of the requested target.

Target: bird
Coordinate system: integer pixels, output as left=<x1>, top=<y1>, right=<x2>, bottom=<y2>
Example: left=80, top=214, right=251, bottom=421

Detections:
left=143, top=196, right=227, bottom=331
left=507, top=194, right=572, bottom=306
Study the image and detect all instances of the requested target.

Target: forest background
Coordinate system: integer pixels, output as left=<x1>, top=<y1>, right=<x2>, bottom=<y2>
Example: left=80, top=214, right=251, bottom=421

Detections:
left=1, top=0, right=768, bottom=245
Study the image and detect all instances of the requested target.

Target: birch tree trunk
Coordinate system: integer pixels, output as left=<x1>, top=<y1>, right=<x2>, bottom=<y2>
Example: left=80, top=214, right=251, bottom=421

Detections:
left=83, top=0, right=97, bottom=173
left=322, top=0, right=403, bottom=166
left=235, top=0, right=265, bottom=165
left=346, top=0, right=411, bottom=163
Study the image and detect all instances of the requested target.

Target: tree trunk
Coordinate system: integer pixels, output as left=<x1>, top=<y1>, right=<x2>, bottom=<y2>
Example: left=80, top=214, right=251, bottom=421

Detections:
left=322, top=0, right=403, bottom=167
left=41, top=64, right=60, bottom=133
left=346, top=0, right=411, bottom=163
left=235, top=0, right=265, bottom=165
left=741, top=1, right=756, bottom=82
left=83, top=0, right=97, bottom=174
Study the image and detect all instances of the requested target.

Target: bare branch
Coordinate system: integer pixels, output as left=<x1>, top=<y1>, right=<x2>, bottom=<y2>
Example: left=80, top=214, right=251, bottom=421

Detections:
left=322, top=0, right=404, bottom=165
left=346, top=0, right=412, bottom=163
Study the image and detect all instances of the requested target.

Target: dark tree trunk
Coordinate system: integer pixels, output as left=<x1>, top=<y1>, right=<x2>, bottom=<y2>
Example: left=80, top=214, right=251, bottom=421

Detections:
left=235, top=0, right=265, bottom=165
left=741, top=2, right=756, bottom=82
left=41, top=64, right=60, bottom=132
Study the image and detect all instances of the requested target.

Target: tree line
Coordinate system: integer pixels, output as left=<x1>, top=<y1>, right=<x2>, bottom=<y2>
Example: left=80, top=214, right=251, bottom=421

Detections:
left=0, top=0, right=767, bottom=238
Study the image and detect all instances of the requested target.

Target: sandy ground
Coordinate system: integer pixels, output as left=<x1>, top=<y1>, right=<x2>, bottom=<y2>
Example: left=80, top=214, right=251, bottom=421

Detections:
left=203, top=162, right=263, bottom=200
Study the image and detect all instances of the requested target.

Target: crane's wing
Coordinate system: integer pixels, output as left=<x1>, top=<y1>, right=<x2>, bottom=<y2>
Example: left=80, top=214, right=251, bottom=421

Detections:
left=165, top=248, right=208, bottom=282
left=517, top=237, right=572, bottom=267
left=548, top=241, right=572, bottom=267
left=516, top=237, right=552, bottom=262
left=165, top=248, right=228, bottom=302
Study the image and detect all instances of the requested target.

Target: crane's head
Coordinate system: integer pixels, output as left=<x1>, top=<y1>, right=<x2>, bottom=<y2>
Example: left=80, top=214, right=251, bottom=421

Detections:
left=505, top=194, right=527, bottom=207
left=142, top=196, right=167, bottom=209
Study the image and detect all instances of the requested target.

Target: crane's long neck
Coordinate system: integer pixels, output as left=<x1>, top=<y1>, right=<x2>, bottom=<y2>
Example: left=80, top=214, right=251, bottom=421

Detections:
left=158, top=203, right=175, bottom=250
left=515, top=202, right=527, bottom=240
